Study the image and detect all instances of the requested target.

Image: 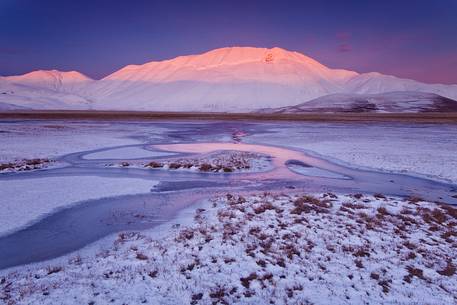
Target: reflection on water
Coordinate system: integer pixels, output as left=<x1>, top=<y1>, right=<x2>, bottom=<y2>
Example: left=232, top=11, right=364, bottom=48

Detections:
left=1, top=135, right=456, bottom=270
left=285, top=160, right=350, bottom=179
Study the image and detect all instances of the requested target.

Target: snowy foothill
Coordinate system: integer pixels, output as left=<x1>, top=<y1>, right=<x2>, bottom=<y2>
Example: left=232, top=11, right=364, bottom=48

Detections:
left=264, top=91, right=457, bottom=113
left=1, top=192, right=455, bottom=304
left=0, top=176, right=158, bottom=237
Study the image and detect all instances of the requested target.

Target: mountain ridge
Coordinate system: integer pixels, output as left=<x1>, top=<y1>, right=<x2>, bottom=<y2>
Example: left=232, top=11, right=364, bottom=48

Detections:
left=1, top=46, right=456, bottom=112
left=261, top=91, right=457, bottom=113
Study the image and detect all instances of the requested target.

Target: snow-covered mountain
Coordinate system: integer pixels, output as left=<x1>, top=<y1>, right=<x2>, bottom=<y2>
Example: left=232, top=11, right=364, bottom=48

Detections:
left=87, top=47, right=359, bottom=111
left=261, top=91, right=457, bottom=113
left=0, top=70, right=94, bottom=110
left=1, top=47, right=457, bottom=112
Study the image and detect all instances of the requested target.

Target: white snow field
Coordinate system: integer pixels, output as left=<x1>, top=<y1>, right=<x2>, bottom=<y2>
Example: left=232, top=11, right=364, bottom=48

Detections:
left=0, top=120, right=456, bottom=304
left=245, top=122, right=457, bottom=184
left=1, top=193, right=455, bottom=304
left=1, top=47, right=457, bottom=112
left=0, top=121, right=171, bottom=163
left=0, top=176, right=158, bottom=237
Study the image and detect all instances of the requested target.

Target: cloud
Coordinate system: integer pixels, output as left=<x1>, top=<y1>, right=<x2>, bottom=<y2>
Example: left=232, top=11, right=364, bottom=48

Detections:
left=338, top=43, right=352, bottom=53
left=336, top=32, right=352, bottom=41
left=336, top=32, right=352, bottom=53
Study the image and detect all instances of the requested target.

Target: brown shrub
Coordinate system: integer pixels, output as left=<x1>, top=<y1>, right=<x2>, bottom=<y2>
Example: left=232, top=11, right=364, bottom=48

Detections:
left=276, top=258, right=286, bottom=268
left=376, top=207, right=390, bottom=217
left=373, top=193, right=387, bottom=200
left=379, top=280, right=390, bottom=294
left=46, top=266, right=63, bottom=275
left=209, top=287, right=226, bottom=299
left=431, top=209, right=447, bottom=223
left=256, top=260, right=267, bottom=268
left=25, top=159, right=44, bottom=166
left=437, top=261, right=456, bottom=276
left=342, top=202, right=366, bottom=210
left=240, top=273, right=258, bottom=289
left=400, top=208, right=414, bottom=215
left=407, top=196, right=424, bottom=203
left=145, top=161, right=162, bottom=168
left=253, top=202, right=275, bottom=214
left=281, top=243, right=300, bottom=259
left=177, top=229, right=194, bottom=241
left=0, top=163, right=14, bottom=170
left=441, top=230, right=456, bottom=240
left=199, top=163, right=213, bottom=171
left=291, top=195, right=331, bottom=214
left=191, top=293, right=203, bottom=305
left=370, top=272, right=380, bottom=280
left=168, top=162, right=181, bottom=169
left=406, top=251, right=417, bottom=260
left=440, top=204, right=457, bottom=219
left=136, top=253, right=148, bottom=260
left=406, top=266, right=425, bottom=280
left=403, top=241, right=417, bottom=250
left=353, top=248, right=370, bottom=258
left=354, top=259, right=364, bottom=268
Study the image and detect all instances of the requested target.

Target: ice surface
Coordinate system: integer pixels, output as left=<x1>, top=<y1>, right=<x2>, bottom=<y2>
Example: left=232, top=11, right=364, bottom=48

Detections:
left=0, top=176, right=157, bottom=236
left=83, top=146, right=175, bottom=160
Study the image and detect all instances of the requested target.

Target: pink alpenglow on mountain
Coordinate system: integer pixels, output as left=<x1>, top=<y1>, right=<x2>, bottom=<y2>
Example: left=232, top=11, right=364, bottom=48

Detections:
left=1, top=47, right=457, bottom=112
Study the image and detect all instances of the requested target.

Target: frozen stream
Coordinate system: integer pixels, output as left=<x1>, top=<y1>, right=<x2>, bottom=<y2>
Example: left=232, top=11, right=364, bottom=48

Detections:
left=0, top=121, right=456, bottom=270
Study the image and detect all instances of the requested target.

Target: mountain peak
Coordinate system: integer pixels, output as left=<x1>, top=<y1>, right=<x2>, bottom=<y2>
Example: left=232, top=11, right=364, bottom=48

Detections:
left=180, top=46, right=325, bottom=68
left=7, top=70, right=92, bottom=83
left=105, top=46, right=344, bottom=82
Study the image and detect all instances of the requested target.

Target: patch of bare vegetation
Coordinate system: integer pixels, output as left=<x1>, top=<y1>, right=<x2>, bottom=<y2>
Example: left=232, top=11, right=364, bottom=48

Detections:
left=142, top=151, right=269, bottom=173
left=1, top=192, right=456, bottom=304
left=0, top=158, right=53, bottom=172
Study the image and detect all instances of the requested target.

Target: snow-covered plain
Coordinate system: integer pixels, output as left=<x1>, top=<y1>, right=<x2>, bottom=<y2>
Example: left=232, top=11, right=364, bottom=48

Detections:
left=0, top=120, right=456, bottom=304
left=1, top=193, right=455, bottom=304
left=0, top=176, right=158, bottom=236
left=0, top=121, right=170, bottom=163
left=245, top=122, right=457, bottom=184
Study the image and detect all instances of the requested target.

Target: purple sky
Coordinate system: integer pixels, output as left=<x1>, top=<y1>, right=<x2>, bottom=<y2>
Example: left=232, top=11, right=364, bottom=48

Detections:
left=0, top=0, right=456, bottom=84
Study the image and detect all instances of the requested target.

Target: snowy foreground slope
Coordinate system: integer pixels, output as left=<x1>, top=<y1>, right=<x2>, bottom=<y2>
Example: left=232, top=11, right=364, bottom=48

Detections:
left=1, top=193, right=455, bottom=304
left=1, top=47, right=457, bottom=112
